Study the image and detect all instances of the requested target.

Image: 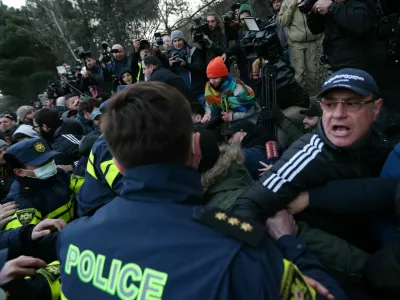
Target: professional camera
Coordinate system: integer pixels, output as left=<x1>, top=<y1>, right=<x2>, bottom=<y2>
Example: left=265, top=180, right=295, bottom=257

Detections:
left=74, top=46, right=91, bottom=60
left=191, top=17, right=209, bottom=44
left=154, top=32, right=164, bottom=46
left=223, top=11, right=235, bottom=23
left=100, top=42, right=113, bottom=63
left=171, top=54, right=185, bottom=67
left=240, top=17, right=282, bottom=62
left=223, top=3, right=241, bottom=23
left=298, top=0, right=317, bottom=14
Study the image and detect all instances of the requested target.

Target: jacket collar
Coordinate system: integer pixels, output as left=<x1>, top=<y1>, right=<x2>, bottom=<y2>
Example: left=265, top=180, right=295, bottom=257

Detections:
left=122, top=164, right=204, bottom=206
left=316, top=121, right=385, bottom=156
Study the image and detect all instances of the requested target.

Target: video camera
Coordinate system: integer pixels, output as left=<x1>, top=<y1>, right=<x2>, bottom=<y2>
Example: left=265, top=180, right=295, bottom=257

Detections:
left=191, top=17, right=209, bottom=44
left=154, top=32, right=164, bottom=46
left=240, top=17, right=282, bottom=62
left=223, top=2, right=241, bottom=23
left=298, top=0, right=317, bottom=14
left=74, top=46, right=91, bottom=60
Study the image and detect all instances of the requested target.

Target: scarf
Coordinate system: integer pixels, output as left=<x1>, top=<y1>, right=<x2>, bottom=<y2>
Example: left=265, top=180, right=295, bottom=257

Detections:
left=171, top=42, right=192, bottom=64
left=204, top=74, right=256, bottom=113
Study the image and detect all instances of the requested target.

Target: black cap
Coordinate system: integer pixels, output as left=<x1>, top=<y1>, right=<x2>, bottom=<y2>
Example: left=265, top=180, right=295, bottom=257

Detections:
left=318, top=68, right=380, bottom=99
left=224, top=119, right=256, bottom=136
left=0, top=110, right=17, bottom=121
left=299, top=104, right=322, bottom=117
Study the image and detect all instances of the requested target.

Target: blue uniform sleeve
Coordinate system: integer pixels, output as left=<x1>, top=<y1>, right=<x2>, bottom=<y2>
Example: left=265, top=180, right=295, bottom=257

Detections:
left=277, top=235, right=348, bottom=300
left=230, top=238, right=282, bottom=299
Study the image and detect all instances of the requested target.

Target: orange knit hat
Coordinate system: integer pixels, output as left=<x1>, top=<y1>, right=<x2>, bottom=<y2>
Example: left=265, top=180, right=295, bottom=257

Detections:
left=206, top=57, right=229, bottom=79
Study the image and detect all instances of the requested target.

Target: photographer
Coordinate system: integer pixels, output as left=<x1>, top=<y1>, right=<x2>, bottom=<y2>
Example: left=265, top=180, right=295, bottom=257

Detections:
left=305, top=0, right=378, bottom=73
left=133, top=38, right=169, bottom=81
left=162, top=33, right=173, bottom=56
left=81, top=55, right=111, bottom=96
left=203, top=13, right=227, bottom=63
left=279, top=0, right=321, bottom=93
left=169, top=30, right=208, bottom=107
left=107, top=44, right=134, bottom=82
left=223, top=3, right=241, bottom=44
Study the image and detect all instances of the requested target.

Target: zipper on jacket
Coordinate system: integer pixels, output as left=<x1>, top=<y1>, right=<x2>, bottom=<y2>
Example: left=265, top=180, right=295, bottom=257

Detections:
left=302, top=14, right=308, bottom=41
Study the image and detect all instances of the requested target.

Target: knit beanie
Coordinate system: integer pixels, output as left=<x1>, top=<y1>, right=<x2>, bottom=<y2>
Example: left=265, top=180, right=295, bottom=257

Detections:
left=16, top=106, right=34, bottom=123
left=171, top=31, right=187, bottom=43
left=196, top=128, right=220, bottom=174
left=206, top=57, right=229, bottom=79
left=239, top=4, right=255, bottom=16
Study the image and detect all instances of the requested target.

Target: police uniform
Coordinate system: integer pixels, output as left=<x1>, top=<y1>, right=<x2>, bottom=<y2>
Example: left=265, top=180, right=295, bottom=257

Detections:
left=77, top=136, right=123, bottom=216
left=3, top=138, right=75, bottom=229
left=58, top=164, right=347, bottom=299
left=1, top=138, right=72, bottom=299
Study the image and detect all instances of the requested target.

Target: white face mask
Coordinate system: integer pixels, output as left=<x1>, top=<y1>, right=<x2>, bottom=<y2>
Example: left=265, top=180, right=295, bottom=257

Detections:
left=23, top=160, right=57, bottom=180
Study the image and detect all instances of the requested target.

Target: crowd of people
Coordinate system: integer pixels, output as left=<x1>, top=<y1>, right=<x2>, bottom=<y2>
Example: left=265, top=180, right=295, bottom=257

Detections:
left=0, top=0, right=399, bottom=299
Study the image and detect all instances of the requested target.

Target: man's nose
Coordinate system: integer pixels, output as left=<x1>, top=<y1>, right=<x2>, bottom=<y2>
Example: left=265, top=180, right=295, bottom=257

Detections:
left=332, top=102, right=347, bottom=118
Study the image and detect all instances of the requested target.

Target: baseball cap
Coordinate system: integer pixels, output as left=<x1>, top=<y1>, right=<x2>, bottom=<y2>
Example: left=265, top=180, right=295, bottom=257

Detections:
left=299, top=104, right=322, bottom=118
left=0, top=110, right=17, bottom=121
left=13, top=124, right=40, bottom=139
left=318, top=68, right=380, bottom=99
left=91, top=108, right=102, bottom=120
left=6, top=138, right=59, bottom=166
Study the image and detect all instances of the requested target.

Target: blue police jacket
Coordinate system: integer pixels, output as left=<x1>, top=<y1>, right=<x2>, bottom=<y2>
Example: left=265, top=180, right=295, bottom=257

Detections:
left=77, top=136, right=123, bottom=216
left=3, top=171, right=75, bottom=230
left=58, top=164, right=347, bottom=299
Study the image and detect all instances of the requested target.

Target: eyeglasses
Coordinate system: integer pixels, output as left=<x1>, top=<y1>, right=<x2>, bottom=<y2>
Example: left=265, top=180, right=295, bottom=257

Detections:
left=318, top=99, right=376, bottom=113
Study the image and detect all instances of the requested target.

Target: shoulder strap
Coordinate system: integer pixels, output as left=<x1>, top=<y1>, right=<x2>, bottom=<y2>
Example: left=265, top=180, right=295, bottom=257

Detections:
left=192, top=206, right=265, bottom=247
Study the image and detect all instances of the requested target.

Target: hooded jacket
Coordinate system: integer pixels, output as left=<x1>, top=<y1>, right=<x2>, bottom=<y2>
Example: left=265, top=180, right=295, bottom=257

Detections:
left=232, top=121, right=393, bottom=222
left=202, top=145, right=253, bottom=210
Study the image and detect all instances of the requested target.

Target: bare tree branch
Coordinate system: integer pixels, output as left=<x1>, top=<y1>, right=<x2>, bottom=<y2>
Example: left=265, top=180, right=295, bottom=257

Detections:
left=170, top=0, right=220, bottom=30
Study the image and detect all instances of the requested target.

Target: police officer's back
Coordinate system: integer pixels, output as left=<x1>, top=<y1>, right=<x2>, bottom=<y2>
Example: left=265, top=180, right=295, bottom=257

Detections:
left=57, top=83, right=346, bottom=299
left=2, top=138, right=75, bottom=229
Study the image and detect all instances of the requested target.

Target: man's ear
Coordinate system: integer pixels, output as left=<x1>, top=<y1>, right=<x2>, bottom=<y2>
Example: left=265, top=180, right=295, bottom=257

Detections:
left=113, top=158, right=125, bottom=175
left=187, top=132, right=202, bottom=169
left=373, top=98, right=384, bottom=120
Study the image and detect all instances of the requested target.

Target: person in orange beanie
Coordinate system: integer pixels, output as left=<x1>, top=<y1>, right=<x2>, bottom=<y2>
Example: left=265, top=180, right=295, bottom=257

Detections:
left=204, top=56, right=260, bottom=124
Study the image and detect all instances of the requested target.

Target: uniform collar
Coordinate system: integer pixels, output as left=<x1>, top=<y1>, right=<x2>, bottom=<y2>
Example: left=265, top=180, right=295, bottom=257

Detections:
left=122, top=164, right=204, bottom=206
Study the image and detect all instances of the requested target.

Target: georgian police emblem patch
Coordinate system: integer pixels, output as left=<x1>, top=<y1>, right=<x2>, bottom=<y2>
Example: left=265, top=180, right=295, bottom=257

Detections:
left=280, top=259, right=316, bottom=300
left=16, top=208, right=36, bottom=225
left=34, top=142, right=46, bottom=153
left=38, top=263, right=61, bottom=283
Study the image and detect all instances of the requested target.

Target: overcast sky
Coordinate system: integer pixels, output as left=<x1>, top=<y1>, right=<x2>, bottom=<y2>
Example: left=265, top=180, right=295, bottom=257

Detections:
left=3, top=0, right=26, bottom=8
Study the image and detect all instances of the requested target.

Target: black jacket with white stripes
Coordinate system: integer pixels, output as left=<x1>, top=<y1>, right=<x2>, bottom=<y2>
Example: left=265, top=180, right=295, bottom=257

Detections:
left=232, top=121, right=393, bottom=222
left=51, top=119, right=83, bottom=166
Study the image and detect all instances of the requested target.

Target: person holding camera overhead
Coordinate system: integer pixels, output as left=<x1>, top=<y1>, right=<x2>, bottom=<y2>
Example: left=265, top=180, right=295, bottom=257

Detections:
left=169, top=30, right=208, bottom=112
left=279, top=0, right=321, bottom=94
left=81, top=55, right=112, bottom=96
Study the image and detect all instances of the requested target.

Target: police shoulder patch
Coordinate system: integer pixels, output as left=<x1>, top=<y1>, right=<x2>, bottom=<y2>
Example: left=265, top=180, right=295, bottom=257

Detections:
left=16, top=208, right=37, bottom=226
left=37, top=262, right=61, bottom=283
left=192, top=206, right=265, bottom=247
left=34, top=142, right=46, bottom=153
left=280, top=259, right=316, bottom=300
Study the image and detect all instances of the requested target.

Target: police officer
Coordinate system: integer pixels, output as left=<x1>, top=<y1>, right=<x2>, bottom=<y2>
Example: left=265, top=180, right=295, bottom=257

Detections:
left=57, top=82, right=346, bottom=299
left=2, top=138, right=75, bottom=229
left=76, top=101, right=123, bottom=217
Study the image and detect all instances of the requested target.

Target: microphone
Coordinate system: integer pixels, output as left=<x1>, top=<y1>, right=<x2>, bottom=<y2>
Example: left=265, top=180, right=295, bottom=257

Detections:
left=265, top=141, right=279, bottom=165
